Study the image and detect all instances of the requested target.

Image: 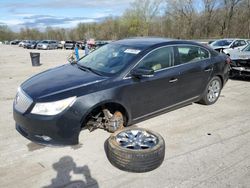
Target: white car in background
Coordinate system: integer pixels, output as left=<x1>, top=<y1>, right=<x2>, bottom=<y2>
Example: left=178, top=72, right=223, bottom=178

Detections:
left=230, top=44, right=250, bottom=60
left=18, top=40, right=30, bottom=47
left=209, top=39, right=249, bottom=52
left=228, top=44, right=250, bottom=77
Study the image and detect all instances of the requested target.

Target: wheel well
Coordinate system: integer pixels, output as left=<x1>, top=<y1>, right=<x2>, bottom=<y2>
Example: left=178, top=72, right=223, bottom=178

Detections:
left=82, top=102, right=129, bottom=128
left=216, top=75, right=224, bottom=87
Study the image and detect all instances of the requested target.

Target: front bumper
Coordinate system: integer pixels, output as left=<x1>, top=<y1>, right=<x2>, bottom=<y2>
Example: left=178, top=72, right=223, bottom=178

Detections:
left=13, top=108, right=82, bottom=146
left=230, top=66, right=250, bottom=77
left=37, top=45, right=48, bottom=50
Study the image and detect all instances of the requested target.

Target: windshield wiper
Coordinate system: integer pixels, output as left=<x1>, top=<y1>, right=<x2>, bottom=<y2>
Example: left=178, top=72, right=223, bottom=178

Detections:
left=77, top=64, right=103, bottom=76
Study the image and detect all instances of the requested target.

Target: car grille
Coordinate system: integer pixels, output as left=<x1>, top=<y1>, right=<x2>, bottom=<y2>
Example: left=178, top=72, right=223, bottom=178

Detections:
left=14, top=88, right=33, bottom=113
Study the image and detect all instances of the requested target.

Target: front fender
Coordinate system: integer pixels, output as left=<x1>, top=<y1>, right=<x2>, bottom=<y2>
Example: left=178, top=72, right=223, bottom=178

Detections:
left=74, top=90, right=131, bottom=126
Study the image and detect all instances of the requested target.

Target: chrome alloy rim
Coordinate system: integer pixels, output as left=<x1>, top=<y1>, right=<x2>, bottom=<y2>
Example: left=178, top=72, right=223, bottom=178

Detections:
left=207, top=80, right=220, bottom=103
left=116, top=129, right=158, bottom=150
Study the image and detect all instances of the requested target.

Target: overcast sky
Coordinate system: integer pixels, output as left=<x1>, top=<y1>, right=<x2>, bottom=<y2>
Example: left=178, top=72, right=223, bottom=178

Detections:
left=0, top=0, right=135, bottom=31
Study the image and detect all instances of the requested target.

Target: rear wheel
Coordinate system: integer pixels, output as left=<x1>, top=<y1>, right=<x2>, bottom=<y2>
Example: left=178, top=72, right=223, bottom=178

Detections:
left=199, top=76, right=222, bottom=105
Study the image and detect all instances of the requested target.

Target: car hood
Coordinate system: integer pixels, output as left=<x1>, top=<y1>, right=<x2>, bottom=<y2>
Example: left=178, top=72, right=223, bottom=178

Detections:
left=21, top=64, right=107, bottom=101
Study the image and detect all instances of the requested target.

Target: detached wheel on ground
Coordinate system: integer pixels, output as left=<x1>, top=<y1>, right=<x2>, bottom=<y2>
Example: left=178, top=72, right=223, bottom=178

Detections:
left=106, top=127, right=165, bottom=173
left=199, top=76, right=222, bottom=105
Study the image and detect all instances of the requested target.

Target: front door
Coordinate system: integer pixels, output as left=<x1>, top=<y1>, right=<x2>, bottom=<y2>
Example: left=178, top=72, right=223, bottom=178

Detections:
left=121, top=46, right=181, bottom=120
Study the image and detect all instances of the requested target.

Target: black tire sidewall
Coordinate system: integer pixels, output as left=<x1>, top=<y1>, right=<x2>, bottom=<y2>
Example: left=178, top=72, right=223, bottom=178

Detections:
left=106, top=127, right=165, bottom=172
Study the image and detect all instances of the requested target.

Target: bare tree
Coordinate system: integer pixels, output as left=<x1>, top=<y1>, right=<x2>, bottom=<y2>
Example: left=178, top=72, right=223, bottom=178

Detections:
left=202, top=0, right=218, bottom=37
left=123, top=0, right=163, bottom=36
left=167, top=0, right=196, bottom=38
left=216, top=0, right=242, bottom=36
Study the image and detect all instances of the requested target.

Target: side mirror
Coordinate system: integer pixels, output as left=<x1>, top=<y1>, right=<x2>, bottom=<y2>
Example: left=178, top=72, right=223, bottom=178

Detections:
left=131, top=68, right=154, bottom=78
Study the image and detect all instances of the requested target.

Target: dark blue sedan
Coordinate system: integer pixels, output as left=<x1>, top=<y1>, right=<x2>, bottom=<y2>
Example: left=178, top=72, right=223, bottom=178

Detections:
left=13, top=38, right=230, bottom=145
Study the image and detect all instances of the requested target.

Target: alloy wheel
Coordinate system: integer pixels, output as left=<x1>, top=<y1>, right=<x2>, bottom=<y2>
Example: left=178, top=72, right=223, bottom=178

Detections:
left=207, top=79, right=221, bottom=103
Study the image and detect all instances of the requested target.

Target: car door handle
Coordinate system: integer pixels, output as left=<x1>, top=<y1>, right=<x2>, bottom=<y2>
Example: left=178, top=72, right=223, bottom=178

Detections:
left=169, top=78, right=178, bottom=83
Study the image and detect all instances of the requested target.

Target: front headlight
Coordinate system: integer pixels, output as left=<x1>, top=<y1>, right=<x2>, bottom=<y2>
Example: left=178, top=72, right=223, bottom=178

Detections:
left=31, top=96, right=76, bottom=115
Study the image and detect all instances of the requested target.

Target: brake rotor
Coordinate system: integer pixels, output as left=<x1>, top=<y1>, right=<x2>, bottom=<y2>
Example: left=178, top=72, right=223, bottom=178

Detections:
left=108, top=111, right=124, bottom=133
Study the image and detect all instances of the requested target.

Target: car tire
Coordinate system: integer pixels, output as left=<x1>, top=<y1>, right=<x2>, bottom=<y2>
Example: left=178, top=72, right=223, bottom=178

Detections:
left=106, top=127, right=165, bottom=173
left=199, top=76, right=222, bottom=105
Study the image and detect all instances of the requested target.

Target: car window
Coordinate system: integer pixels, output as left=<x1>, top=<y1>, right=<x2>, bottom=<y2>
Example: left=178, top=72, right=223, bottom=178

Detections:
left=136, top=46, right=174, bottom=71
left=239, top=40, right=246, bottom=46
left=233, top=40, right=246, bottom=47
left=243, top=45, right=250, bottom=51
left=176, top=46, right=209, bottom=65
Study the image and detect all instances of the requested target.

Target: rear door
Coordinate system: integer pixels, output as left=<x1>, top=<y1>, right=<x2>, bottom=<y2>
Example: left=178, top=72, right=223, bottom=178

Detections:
left=173, top=45, right=212, bottom=101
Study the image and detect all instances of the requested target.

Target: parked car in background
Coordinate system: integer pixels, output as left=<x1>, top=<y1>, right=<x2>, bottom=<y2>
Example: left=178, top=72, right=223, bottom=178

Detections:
left=37, top=40, right=58, bottom=50
left=23, top=40, right=34, bottom=48
left=10, top=40, right=21, bottom=45
left=19, top=40, right=29, bottom=47
left=57, top=41, right=64, bottom=49
left=210, top=39, right=249, bottom=52
left=26, top=41, right=40, bottom=49
left=64, top=41, right=76, bottom=49
left=76, top=41, right=84, bottom=49
left=208, top=40, right=214, bottom=45
left=95, top=40, right=109, bottom=49
left=13, top=38, right=230, bottom=145
left=229, top=44, right=250, bottom=78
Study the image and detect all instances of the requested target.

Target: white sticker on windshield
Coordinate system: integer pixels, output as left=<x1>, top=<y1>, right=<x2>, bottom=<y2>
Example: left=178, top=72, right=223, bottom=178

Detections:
left=124, top=49, right=141, bottom=54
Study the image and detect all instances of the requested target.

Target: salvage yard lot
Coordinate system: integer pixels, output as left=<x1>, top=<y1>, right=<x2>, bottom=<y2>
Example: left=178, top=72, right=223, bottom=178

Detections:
left=0, top=45, right=250, bottom=188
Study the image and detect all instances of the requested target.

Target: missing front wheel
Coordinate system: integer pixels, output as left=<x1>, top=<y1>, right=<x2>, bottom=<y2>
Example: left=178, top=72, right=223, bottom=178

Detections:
left=86, top=109, right=124, bottom=133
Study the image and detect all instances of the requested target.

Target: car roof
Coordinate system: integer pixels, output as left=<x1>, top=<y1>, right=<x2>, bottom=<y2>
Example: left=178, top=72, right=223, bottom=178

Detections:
left=114, top=37, right=174, bottom=48
left=113, top=37, right=208, bottom=50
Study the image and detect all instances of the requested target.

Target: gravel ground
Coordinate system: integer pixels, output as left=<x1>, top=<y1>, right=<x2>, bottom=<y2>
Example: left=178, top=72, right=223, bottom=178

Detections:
left=0, top=44, right=249, bottom=188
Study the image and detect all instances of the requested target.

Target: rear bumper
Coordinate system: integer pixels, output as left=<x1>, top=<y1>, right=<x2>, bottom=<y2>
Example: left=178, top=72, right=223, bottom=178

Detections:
left=13, top=108, right=81, bottom=146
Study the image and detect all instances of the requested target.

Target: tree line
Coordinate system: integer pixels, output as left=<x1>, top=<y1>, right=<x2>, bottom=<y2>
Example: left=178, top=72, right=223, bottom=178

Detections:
left=1, top=0, right=250, bottom=42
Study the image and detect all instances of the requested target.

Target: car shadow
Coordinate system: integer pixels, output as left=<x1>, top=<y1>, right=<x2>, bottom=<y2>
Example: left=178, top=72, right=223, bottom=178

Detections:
left=230, top=77, right=250, bottom=82
left=43, top=156, right=99, bottom=188
left=27, top=142, right=46, bottom=151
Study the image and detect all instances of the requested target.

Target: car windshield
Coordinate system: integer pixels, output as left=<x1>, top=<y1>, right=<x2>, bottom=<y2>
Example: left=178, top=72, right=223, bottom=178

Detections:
left=77, top=43, right=141, bottom=75
left=212, top=40, right=233, bottom=47
left=42, top=41, right=48, bottom=44
left=243, top=44, right=250, bottom=52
